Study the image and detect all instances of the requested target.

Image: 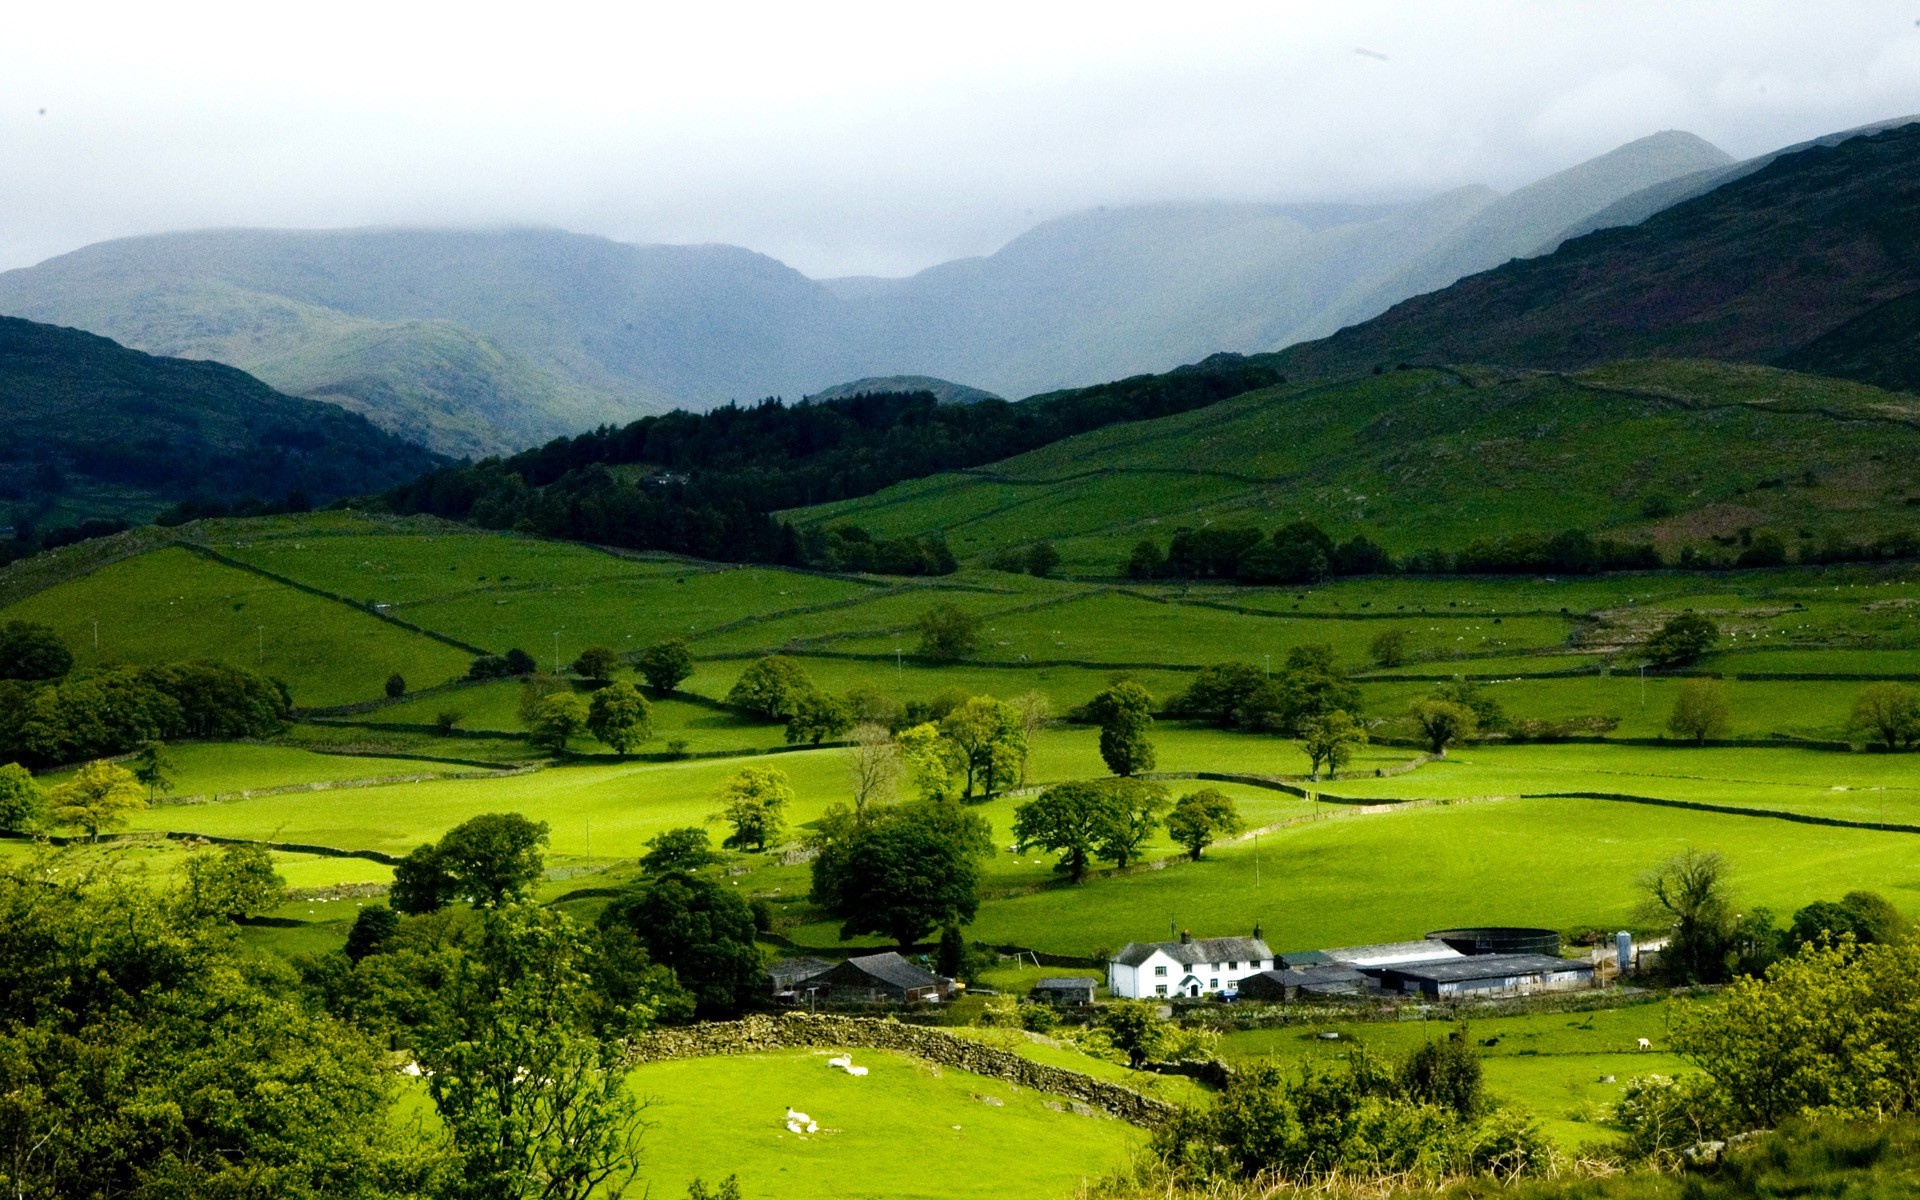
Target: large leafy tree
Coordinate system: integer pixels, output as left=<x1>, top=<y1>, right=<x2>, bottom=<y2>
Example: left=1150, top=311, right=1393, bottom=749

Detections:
left=1409, top=699, right=1476, bottom=757
left=1668, top=678, right=1731, bottom=745
left=0, top=620, right=72, bottom=681
left=598, top=874, right=762, bottom=1017
left=785, top=691, right=853, bottom=746
left=811, top=801, right=993, bottom=947
left=587, top=681, right=652, bottom=756
left=1644, top=611, right=1720, bottom=667
left=725, top=655, right=815, bottom=722
left=529, top=692, right=590, bottom=755
left=570, top=646, right=622, bottom=686
left=1166, top=787, right=1243, bottom=861
left=1094, top=778, right=1169, bottom=868
left=1638, top=848, right=1736, bottom=984
left=635, top=638, right=694, bottom=695
left=915, top=602, right=980, bottom=662
left=938, top=696, right=1026, bottom=799
left=1298, top=709, right=1367, bottom=780
left=45, top=760, right=146, bottom=840
left=0, top=763, right=46, bottom=833
left=391, top=813, right=551, bottom=913
left=178, top=842, right=286, bottom=922
left=1013, top=781, right=1117, bottom=882
left=1088, top=680, right=1156, bottom=777
left=713, top=766, right=792, bottom=851
left=1851, top=683, right=1920, bottom=751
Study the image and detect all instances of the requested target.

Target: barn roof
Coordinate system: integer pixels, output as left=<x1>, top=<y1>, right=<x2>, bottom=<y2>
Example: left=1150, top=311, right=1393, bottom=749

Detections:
left=831, top=951, right=944, bottom=991
left=1033, top=977, right=1097, bottom=991
left=1387, top=954, right=1594, bottom=984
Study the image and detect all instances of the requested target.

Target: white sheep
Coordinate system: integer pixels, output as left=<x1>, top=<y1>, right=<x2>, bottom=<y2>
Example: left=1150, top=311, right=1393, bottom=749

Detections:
left=1637, top=1038, right=1652, bottom=1051
left=784, top=1107, right=818, bottom=1134
left=827, top=1055, right=852, bottom=1069
left=845, top=1065, right=869, bottom=1077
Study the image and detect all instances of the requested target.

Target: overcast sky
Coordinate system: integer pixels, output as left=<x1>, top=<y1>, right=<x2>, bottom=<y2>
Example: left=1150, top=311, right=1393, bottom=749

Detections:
left=3, top=1, right=1918, bottom=278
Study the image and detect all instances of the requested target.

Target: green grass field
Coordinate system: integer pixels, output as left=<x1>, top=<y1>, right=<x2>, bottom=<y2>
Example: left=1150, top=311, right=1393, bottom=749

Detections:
left=627, top=1049, right=1145, bottom=1199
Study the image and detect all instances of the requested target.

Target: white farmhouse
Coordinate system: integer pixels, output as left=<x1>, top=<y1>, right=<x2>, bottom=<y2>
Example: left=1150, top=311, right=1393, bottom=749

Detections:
left=1108, top=932, right=1274, bottom=999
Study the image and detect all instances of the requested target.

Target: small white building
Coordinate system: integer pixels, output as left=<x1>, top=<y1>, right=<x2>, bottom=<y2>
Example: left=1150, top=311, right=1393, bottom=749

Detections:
left=1108, top=932, right=1274, bottom=999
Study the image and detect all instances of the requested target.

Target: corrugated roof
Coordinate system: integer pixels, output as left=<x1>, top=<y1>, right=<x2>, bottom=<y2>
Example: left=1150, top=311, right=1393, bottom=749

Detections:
left=1322, top=941, right=1466, bottom=968
left=1033, top=977, right=1097, bottom=991
left=834, top=951, right=944, bottom=991
left=1388, top=954, right=1594, bottom=984
left=1112, top=937, right=1273, bottom=967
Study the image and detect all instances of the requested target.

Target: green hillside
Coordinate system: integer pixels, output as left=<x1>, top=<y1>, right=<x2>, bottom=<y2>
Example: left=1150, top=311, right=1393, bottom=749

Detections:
left=796, top=359, right=1920, bottom=573
left=0, top=315, right=443, bottom=541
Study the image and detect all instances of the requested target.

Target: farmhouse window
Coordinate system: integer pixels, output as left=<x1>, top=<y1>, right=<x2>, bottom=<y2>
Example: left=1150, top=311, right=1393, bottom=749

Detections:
left=1155, top=984, right=1167, bottom=997
left=1209, top=978, right=1219, bottom=989
left=1154, top=965, right=1167, bottom=977
left=1229, top=962, right=1239, bottom=970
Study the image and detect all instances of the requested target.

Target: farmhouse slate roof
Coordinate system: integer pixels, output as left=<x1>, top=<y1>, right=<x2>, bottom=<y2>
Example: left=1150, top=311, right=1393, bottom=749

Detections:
left=1033, top=977, right=1097, bottom=992
left=1247, top=965, right=1369, bottom=989
left=1112, top=936, right=1273, bottom=968
left=768, top=957, right=834, bottom=987
left=1387, top=954, right=1593, bottom=984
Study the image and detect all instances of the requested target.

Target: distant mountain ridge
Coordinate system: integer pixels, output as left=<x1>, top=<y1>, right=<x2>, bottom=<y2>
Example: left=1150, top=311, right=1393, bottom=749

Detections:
left=1268, top=120, right=1920, bottom=390
left=0, top=129, right=1732, bottom=454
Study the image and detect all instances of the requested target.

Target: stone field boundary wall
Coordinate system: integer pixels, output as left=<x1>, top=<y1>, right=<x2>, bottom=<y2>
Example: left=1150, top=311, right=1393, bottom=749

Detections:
left=626, top=1012, right=1176, bottom=1127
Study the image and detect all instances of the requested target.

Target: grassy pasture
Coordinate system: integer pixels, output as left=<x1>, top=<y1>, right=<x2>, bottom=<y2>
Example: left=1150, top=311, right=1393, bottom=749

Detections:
left=0, top=545, right=475, bottom=706
left=350, top=678, right=790, bottom=753
left=42, top=742, right=461, bottom=797
left=627, top=1049, right=1144, bottom=1200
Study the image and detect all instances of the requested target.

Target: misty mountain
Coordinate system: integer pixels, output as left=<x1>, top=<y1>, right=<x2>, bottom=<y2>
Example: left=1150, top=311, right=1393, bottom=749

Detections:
left=1267, top=121, right=1920, bottom=389
left=0, top=130, right=1730, bottom=454
left=806, top=375, right=1003, bottom=405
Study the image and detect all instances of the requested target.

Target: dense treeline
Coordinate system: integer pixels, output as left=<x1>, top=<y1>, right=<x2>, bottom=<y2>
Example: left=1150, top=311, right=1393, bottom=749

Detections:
left=380, top=354, right=1282, bottom=565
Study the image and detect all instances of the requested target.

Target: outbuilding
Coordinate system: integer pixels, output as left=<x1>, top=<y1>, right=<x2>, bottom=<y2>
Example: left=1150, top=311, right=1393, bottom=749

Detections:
left=1029, top=977, right=1098, bottom=1006
left=1380, top=953, right=1595, bottom=998
left=768, top=956, right=834, bottom=998
left=1235, top=964, right=1370, bottom=1001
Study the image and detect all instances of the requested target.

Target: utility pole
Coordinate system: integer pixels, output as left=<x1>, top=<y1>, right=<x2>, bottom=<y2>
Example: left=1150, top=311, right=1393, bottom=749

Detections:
left=553, top=631, right=561, bottom=673
left=1254, top=832, right=1260, bottom=887
left=92, top=618, right=99, bottom=652
left=257, top=625, right=264, bottom=664
left=585, top=817, right=591, bottom=866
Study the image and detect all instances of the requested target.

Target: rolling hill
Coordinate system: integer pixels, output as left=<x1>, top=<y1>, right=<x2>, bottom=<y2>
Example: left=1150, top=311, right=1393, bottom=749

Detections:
left=0, top=315, right=443, bottom=537
left=0, top=131, right=1727, bottom=452
left=794, top=360, right=1920, bottom=573
left=1269, top=121, right=1920, bottom=390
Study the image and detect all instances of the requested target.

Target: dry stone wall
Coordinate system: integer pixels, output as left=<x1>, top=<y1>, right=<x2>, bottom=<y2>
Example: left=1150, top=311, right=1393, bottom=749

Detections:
left=627, top=1012, right=1176, bottom=1127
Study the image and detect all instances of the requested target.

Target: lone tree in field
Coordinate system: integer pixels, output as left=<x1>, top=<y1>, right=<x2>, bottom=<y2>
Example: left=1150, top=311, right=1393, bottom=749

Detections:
left=385, top=673, right=407, bottom=699
left=1094, top=778, right=1170, bottom=869
left=1166, top=787, right=1243, bottom=861
left=785, top=691, right=853, bottom=746
left=1012, top=690, right=1051, bottom=785
left=1409, top=698, right=1477, bottom=757
left=1013, top=781, right=1116, bottom=882
left=529, top=692, right=591, bottom=755
left=725, top=655, right=815, bottom=721
left=46, top=760, right=145, bottom=840
left=915, top=602, right=981, bottom=662
left=1851, top=682, right=1920, bottom=751
left=845, top=722, right=901, bottom=816
left=1103, top=1000, right=1167, bottom=1069
left=0, top=763, right=47, bottom=833
left=636, top=638, right=693, bottom=695
left=1638, top=848, right=1735, bottom=983
left=1299, top=709, right=1367, bottom=780
left=1644, top=611, right=1720, bottom=667
left=714, top=766, right=793, bottom=851
left=1088, top=680, right=1157, bottom=777
left=132, top=740, right=176, bottom=802
left=811, top=800, right=993, bottom=948
left=1668, top=678, right=1731, bottom=745
left=572, top=645, right=623, bottom=686
left=180, top=842, right=286, bottom=922
left=1369, top=627, right=1410, bottom=669
left=416, top=811, right=553, bottom=908
left=587, top=680, right=652, bottom=756
left=640, top=827, right=723, bottom=875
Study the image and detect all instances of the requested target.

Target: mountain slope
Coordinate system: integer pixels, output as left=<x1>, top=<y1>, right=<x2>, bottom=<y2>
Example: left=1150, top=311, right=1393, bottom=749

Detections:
left=0, top=132, right=1728, bottom=444
left=793, top=361, right=1920, bottom=573
left=1270, top=122, right=1920, bottom=383
left=0, top=315, right=443, bottom=528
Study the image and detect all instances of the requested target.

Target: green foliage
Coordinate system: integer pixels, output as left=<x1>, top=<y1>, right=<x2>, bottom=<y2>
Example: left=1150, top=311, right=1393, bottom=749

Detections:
left=178, top=842, right=286, bottom=922
left=1165, top=787, right=1243, bottom=861
left=1369, top=627, right=1409, bottom=668
left=810, top=799, right=994, bottom=947
left=571, top=645, right=622, bottom=685
left=587, top=680, right=653, bottom=755
left=1299, top=708, right=1367, bottom=780
left=0, top=763, right=47, bottom=833
left=916, top=602, right=981, bottom=662
left=1669, top=678, right=1732, bottom=745
left=685, top=1176, right=743, bottom=1200
left=0, top=854, right=416, bottom=1199
left=1410, top=698, right=1477, bottom=756
left=529, top=692, right=590, bottom=754
left=1088, top=680, right=1157, bottom=777
left=1103, top=1000, right=1167, bottom=1069
left=1014, top=781, right=1119, bottom=882
left=0, top=620, right=71, bottom=681
left=435, top=709, right=464, bottom=735
left=897, top=721, right=964, bottom=801
left=937, top=696, right=1026, bottom=798
left=1646, top=611, right=1721, bottom=667
left=1, top=660, right=287, bottom=768
left=637, top=638, right=694, bottom=694
left=131, top=740, right=176, bottom=802
left=1850, top=682, right=1920, bottom=750
left=1168, top=649, right=1359, bottom=737
left=1614, top=1072, right=1733, bottom=1160
left=1094, top=779, right=1170, bottom=869
left=385, top=672, right=407, bottom=699
left=344, top=903, right=400, bottom=963
left=415, top=903, right=648, bottom=1200
left=784, top=690, right=852, bottom=746
left=1638, top=848, right=1736, bottom=984
left=392, top=812, right=551, bottom=913
left=1397, top=1028, right=1484, bottom=1117
left=725, top=655, right=816, bottom=721
left=599, top=873, right=762, bottom=1017
left=390, top=844, right=457, bottom=915
left=45, top=760, right=145, bottom=839
left=713, top=766, right=792, bottom=851
left=516, top=671, right=571, bottom=726
left=1789, top=890, right=1905, bottom=950
left=641, top=827, right=723, bottom=875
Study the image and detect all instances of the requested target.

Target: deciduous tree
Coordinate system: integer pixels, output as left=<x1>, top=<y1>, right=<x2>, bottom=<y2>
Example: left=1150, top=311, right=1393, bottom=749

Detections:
left=915, top=602, right=980, bottom=662
left=1410, top=698, right=1477, bottom=756
left=1166, top=787, right=1243, bottom=861
left=0, top=619, right=72, bottom=681
left=785, top=690, right=853, bottom=745
left=1013, top=781, right=1115, bottom=882
left=1088, top=680, right=1156, bottom=777
left=1851, top=682, right=1920, bottom=751
left=0, top=762, right=47, bottom=833
left=938, top=696, right=1026, bottom=798
left=1644, top=611, right=1720, bottom=667
left=725, top=655, right=815, bottom=721
left=641, top=827, right=722, bottom=875
left=588, top=680, right=652, bottom=755
left=178, top=841, right=286, bottom=921
left=1299, top=709, right=1366, bottom=780
left=636, top=638, right=693, bottom=695
left=572, top=645, right=622, bottom=686
left=845, top=721, right=901, bottom=816
left=1668, top=678, right=1731, bottom=745
left=530, top=692, right=591, bottom=754
left=1095, top=778, right=1169, bottom=868
left=132, top=740, right=177, bottom=802
left=810, top=800, right=993, bottom=947
left=714, top=766, right=792, bottom=851
left=599, top=873, right=762, bottom=1017
left=46, top=760, right=145, bottom=839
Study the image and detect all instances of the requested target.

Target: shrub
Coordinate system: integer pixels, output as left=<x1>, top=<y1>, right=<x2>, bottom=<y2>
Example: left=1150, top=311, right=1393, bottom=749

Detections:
left=915, top=603, right=981, bottom=662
